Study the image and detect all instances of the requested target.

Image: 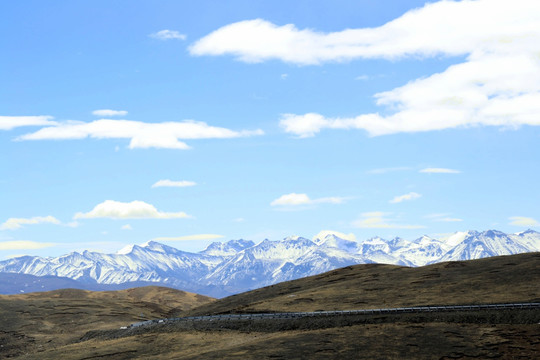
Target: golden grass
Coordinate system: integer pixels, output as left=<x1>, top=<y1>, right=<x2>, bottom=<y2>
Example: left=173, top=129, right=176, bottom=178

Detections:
left=1, top=253, right=539, bottom=359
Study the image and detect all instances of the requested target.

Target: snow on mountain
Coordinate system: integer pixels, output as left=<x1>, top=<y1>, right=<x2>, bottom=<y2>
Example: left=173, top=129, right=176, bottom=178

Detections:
left=356, top=237, right=405, bottom=265
left=439, top=230, right=532, bottom=262
left=0, top=229, right=539, bottom=297
left=200, top=239, right=255, bottom=257
left=204, top=237, right=319, bottom=290
left=397, top=235, right=450, bottom=266
left=510, top=229, right=540, bottom=251
left=313, top=230, right=356, bottom=245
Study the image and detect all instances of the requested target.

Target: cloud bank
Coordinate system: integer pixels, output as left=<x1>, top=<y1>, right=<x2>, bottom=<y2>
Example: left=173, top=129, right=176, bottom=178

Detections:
left=390, top=192, right=421, bottom=204
left=92, top=109, right=128, bottom=117
left=152, top=180, right=197, bottom=188
left=509, top=216, right=539, bottom=227
left=1, top=216, right=61, bottom=230
left=0, top=116, right=57, bottom=131
left=270, top=193, right=345, bottom=207
left=16, top=119, right=263, bottom=150
left=74, top=200, right=191, bottom=219
left=150, top=30, right=187, bottom=40
left=352, top=212, right=425, bottom=229
left=0, top=240, right=55, bottom=250
left=191, top=0, right=540, bottom=136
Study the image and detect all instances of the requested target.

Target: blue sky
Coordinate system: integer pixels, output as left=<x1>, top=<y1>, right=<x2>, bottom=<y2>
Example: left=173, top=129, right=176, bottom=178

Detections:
left=1, top=0, right=540, bottom=258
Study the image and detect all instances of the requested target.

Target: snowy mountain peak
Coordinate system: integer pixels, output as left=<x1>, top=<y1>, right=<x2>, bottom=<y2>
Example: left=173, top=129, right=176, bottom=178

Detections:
left=200, top=239, right=255, bottom=257
left=1, top=229, right=539, bottom=298
left=442, top=231, right=470, bottom=247
left=140, top=241, right=172, bottom=253
left=117, top=244, right=136, bottom=255
left=414, top=235, right=434, bottom=245
left=313, top=230, right=356, bottom=245
left=514, top=229, right=537, bottom=236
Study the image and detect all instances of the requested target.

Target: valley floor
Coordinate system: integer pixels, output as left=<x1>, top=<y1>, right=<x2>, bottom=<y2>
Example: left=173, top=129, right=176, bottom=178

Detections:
left=13, top=322, right=540, bottom=359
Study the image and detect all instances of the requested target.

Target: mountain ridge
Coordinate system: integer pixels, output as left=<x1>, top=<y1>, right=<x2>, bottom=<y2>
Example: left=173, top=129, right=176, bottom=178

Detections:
left=1, top=229, right=539, bottom=297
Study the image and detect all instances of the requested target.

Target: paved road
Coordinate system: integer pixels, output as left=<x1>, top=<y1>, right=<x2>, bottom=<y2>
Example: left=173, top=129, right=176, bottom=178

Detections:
left=128, top=302, right=540, bottom=328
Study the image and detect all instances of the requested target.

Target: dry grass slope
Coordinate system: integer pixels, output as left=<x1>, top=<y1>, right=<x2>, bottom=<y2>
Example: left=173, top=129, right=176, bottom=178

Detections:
left=183, top=252, right=540, bottom=316
left=0, top=286, right=214, bottom=357
left=1, top=253, right=539, bottom=359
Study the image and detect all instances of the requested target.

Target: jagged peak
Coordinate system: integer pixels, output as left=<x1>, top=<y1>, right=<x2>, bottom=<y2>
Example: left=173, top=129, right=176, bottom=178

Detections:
left=116, top=244, right=136, bottom=255
left=481, top=229, right=506, bottom=237
left=514, top=229, right=538, bottom=236
left=312, top=230, right=356, bottom=244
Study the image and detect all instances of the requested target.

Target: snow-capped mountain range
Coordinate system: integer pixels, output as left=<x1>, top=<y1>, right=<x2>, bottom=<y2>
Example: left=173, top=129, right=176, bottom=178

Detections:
left=1, top=229, right=539, bottom=297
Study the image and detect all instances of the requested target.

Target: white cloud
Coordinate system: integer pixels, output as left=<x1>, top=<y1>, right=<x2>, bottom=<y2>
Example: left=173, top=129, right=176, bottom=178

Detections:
left=92, top=109, right=128, bottom=117
left=190, top=2, right=540, bottom=63
left=420, top=168, right=461, bottom=174
left=0, top=240, right=55, bottom=250
left=16, top=119, right=263, bottom=150
left=0, top=216, right=61, bottom=230
left=152, top=234, right=224, bottom=241
left=438, top=217, right=463, bottom=222
left=0, top=116, right=57, bottom=130
left=270, top=193, right=345, bottom=207
left=150, top=30, right=187, bottom=40
left=509, top=216, right=539, bottom=226
left=121, top=224, right=133, bottom=230
left=352, top=211, right=425, bottom=229
left=390, top=192, right=421, bottom=204
left=280, top=73, right=288, bottom=80
left=152, top=179, right=197, bottom=188
left=192, top=1, right=540, bottom=136
left=74, top=200, right=191, bottom=220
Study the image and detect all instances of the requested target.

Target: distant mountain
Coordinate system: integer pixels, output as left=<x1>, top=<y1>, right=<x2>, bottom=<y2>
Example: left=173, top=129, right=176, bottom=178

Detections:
left=0, top=272, right=166, bottom=295
left=1, top=229, right=539, bottom=297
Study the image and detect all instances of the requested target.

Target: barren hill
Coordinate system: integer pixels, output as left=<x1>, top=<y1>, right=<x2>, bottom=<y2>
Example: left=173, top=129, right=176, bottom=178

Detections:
left=0, top=286, right=214, bottom=357
left=1, top=253, right=539, bottom=359
left=184, top=252, right=540, bottom=316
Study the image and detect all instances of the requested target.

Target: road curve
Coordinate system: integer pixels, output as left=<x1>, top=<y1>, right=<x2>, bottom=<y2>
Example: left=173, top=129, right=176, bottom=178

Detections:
left=128, top=302, right=540, bottom=328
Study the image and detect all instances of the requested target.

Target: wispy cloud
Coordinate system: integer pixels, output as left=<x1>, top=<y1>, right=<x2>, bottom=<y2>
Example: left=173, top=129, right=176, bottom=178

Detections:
left=0, top=116, right=57, bottom=130
left=1, top=216, right=61, bottom=230
left=152, top=179, right=197, bottom=188
left=352, top=212, right=425, bottom=229
left=152, top=234, right=224, bottom=241
left=149, top=30, right=187, bottom=40
left=192, top=1, right=540, bottom=137
left=509, top=216, right=539, bottom=227
left=16, top=119, right=263, bottom=150
left=420, top=168, right=461, bottom=174
left=0, top=240, right=55, bottom=250
left=390, top=192, right=421, bottom=204
left=121, top=224, right=133, bottom=230
left=74, top=200, right=191, bottom=220
left=270, top=193, right=346, bottom=207
left=92, top=109, right=128, bottom=117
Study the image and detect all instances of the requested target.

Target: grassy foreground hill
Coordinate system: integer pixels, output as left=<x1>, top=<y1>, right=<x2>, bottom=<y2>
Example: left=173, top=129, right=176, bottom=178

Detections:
left=1, top=253, right=539, bottom=359
left=184, top=251, right=540, bottom=315
left=0, top=286, right=214, bottom=358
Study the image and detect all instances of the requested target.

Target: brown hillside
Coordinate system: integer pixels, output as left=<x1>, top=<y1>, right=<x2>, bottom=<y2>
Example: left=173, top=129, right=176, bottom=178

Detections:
left=184, top=252, right=540, bottom=316
left=0, top=286, right=214, bottom=357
